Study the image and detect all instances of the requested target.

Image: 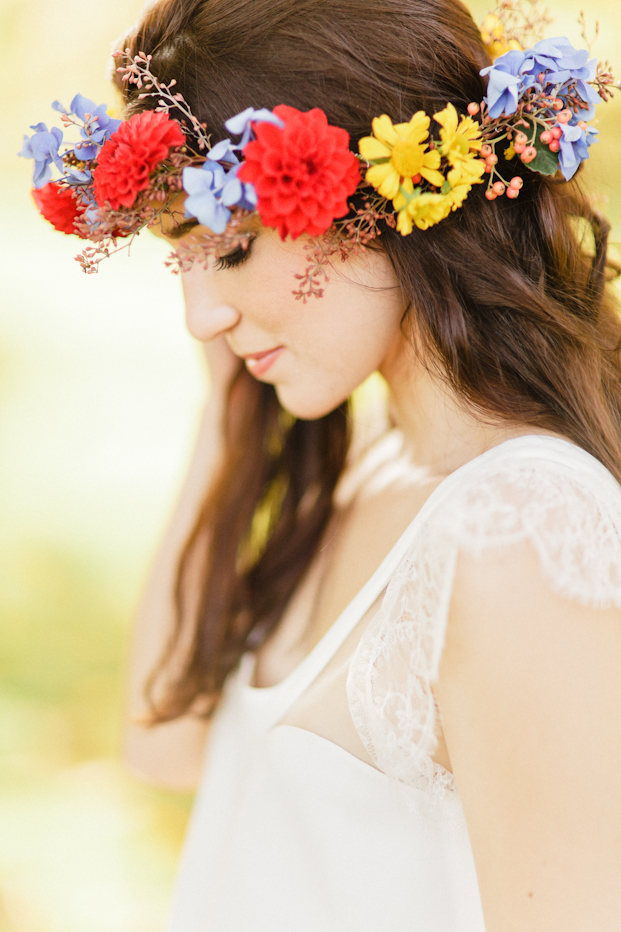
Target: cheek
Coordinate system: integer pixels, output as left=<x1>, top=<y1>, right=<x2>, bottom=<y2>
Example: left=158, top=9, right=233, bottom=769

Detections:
left=216, top=230, right=405, bottom=420
left=272, top=255, right=405, bottom=419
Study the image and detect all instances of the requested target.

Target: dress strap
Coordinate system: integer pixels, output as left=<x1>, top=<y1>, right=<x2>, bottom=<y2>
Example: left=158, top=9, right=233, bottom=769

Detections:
left=249, top=452, right=480, bottom=725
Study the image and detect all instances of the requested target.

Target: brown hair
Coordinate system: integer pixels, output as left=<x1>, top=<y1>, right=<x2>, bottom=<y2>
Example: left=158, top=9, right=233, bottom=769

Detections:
left=116, top=0, right=621, bottom=721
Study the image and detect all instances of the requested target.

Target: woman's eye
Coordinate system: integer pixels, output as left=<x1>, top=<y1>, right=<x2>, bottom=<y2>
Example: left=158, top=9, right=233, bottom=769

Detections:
left=214, top=239, right=254, bottom=271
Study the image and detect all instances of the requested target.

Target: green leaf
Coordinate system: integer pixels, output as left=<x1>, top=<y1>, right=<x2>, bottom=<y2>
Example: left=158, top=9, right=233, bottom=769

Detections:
left=522, top=116, right=560, bottom=177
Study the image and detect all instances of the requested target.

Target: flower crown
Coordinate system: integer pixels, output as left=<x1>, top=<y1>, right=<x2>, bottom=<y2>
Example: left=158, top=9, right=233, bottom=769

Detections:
left=20, top=3, right=618, bottom=300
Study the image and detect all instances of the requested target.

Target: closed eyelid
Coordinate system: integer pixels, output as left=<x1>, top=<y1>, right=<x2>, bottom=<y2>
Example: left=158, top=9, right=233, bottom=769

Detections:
left=214, top=235, right=257, bottom=270
left=167, top=219, right=200, bottom=240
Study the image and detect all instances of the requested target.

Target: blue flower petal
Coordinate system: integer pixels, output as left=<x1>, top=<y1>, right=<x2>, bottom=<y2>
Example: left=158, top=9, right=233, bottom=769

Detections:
left=224, top=107, right=285, bottom=147
left=70, top=94, right=98, bottom=121
left=185, top=188, right=231, bottom=233
left=182, top=166, right=212, bottom=197
left=75, top=143, right=99, bottom=161
left=220, top=176, right=243, bottom=207
left=484, top=69, right=522, bottom=118
left=557, top=123, right=591, bottom=180
left=481, top=49, right=527, bottom=78
left=208, top=138, right=240, bottom=163
left=64, top=167, right=92, bottom=185
left=239, top=183, right=258, bottom=210
left=18, top=135, right=35, bottom=159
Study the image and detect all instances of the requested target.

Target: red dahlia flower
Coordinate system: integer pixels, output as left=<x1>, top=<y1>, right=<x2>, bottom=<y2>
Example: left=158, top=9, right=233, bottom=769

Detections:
left=238, top=105, right=360, bottom=240
left=93, top=110, right=185, bottom=210
left=32, top=182, right=85, bottom=236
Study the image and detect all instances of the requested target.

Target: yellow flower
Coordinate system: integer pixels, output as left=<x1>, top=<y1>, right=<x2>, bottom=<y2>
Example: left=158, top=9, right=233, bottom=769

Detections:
left=406, top=192, right=453, bottom=230
left=434, top=103, right=483, bottom=173
left=359, top=112, right=445, bottom=199
left=443, top=170, right=473, bottom=211
left=480, top=14, right=522, bottom=60
left=392, top=178, right=453, bottom=234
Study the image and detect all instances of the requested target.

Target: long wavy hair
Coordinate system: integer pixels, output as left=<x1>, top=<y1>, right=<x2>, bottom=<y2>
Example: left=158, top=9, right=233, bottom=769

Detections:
left=115, top=0, right=621, bottom=722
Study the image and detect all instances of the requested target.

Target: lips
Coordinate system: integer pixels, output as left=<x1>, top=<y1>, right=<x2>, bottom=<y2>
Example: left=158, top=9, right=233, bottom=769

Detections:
left=242, top=346, right=285, bottom=377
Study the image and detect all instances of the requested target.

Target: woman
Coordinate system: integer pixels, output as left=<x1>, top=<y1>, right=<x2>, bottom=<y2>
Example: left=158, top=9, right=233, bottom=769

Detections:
left=89, top=0, right=621, bottom=928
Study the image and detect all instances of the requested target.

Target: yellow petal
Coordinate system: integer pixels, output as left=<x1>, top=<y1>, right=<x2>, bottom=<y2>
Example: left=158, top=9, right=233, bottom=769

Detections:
left=366, top=161, right=392, bottom=185
left=420, top=165, right=445, bottom=188
left=434, top=103, right=458, bottom=136
left=424, top=149, right=441, bottom=170
left=467, top=159, right=486, bottom=181
left=359, top=136, right=392, bottom=160
left=404, top=111, right=431, bottom=145
left=371, top=115, right=398, bottom=147
left=447, top=183, right=472, bottom=210
left=392, top=177, right=415, bottom=211
left=449, top=158, right=485, bottom=183
left=366, top=163, right=400, bottom=199
left=407, top=192, right=453, bottom=230
left=396, top=209, right=413, bottom=236
left=378, top=172, right=401, bottom=200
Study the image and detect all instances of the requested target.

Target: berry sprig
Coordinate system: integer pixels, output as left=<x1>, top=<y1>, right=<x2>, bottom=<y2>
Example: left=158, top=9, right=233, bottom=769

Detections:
left=114, top=51, right=212, bottom=153
left=292, top=196, right=396, bottom=302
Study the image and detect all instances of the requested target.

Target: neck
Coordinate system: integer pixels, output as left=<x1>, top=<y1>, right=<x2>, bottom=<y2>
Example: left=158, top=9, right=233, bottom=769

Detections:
left=380, top=334, right=534, bottom=477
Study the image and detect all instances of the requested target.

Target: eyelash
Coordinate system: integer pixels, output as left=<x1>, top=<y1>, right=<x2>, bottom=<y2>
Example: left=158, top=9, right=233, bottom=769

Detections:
left=214, top=238, right=254, bottom=271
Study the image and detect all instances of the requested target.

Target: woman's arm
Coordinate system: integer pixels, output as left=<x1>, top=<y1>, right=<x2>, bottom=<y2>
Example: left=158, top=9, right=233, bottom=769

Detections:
left=435, top=539, right=621, bottom=932
left=124, top=327, right=240, bottom=791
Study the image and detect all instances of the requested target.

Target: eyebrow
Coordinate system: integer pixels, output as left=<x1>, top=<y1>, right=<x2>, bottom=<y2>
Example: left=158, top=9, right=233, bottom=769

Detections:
left=167, top=219, right=200, bottom=240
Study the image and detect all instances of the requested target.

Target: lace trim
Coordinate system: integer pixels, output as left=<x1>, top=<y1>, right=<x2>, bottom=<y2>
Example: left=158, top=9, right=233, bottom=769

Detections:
left=446, top=461, right=621, bottom=608
left=346, top=450, right=621, bottom=801
left=347, top=520, right=458, bottom=799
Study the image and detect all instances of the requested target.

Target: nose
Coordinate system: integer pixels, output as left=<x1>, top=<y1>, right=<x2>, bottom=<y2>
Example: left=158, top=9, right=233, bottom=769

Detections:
left=181, top=266, right=241, bottom=342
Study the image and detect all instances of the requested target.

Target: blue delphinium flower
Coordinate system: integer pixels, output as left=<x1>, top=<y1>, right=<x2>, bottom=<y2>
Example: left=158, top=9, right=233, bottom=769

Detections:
left=183, top=160, right=257, bottom=234
left=20, top=96, right=122, bottom=189
left=53, top=95, right=122, bottom=160
left=520, top=37, right=595, bottom=88
left=181, top=108, right=281, bottom=233
left=18, top=123, right=65, bottom=188
left=481, top=37, right=600, bottom=120
left=480, top=50, right=526, bottom=118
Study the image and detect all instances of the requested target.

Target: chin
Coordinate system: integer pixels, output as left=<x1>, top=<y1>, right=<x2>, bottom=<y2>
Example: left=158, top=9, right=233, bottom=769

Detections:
left=274, top=385, right=348, bottom=421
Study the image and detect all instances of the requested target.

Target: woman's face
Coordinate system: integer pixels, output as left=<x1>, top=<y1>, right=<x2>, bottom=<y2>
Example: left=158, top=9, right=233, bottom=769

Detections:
left=166, top=219, right=407, bottom=419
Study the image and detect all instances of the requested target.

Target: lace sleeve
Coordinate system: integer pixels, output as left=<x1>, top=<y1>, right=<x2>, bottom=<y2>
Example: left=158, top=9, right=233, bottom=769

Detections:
left=448, top=457, right=621, bottom=608
left=346, top=446, right=621, bottom=800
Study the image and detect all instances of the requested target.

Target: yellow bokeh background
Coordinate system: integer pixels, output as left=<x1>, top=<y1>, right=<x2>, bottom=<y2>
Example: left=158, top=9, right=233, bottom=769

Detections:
left=0, top=1, right=619, bottom=930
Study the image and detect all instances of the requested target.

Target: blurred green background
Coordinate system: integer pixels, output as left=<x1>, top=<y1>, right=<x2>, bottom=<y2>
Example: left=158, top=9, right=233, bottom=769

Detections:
left=0, top=1, right=619, bottom=930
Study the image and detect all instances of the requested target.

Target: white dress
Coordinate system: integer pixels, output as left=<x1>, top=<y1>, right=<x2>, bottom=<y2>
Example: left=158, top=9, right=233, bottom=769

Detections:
left=166, top=435, right=621, bottom=932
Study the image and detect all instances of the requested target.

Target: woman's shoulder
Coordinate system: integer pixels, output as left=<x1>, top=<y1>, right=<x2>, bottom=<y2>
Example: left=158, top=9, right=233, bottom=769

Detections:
left=432, top=433, right=621, bottom=610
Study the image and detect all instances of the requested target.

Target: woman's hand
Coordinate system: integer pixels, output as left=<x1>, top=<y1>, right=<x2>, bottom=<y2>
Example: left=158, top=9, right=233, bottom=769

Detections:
left=124, top=270, right=241, bottom=791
